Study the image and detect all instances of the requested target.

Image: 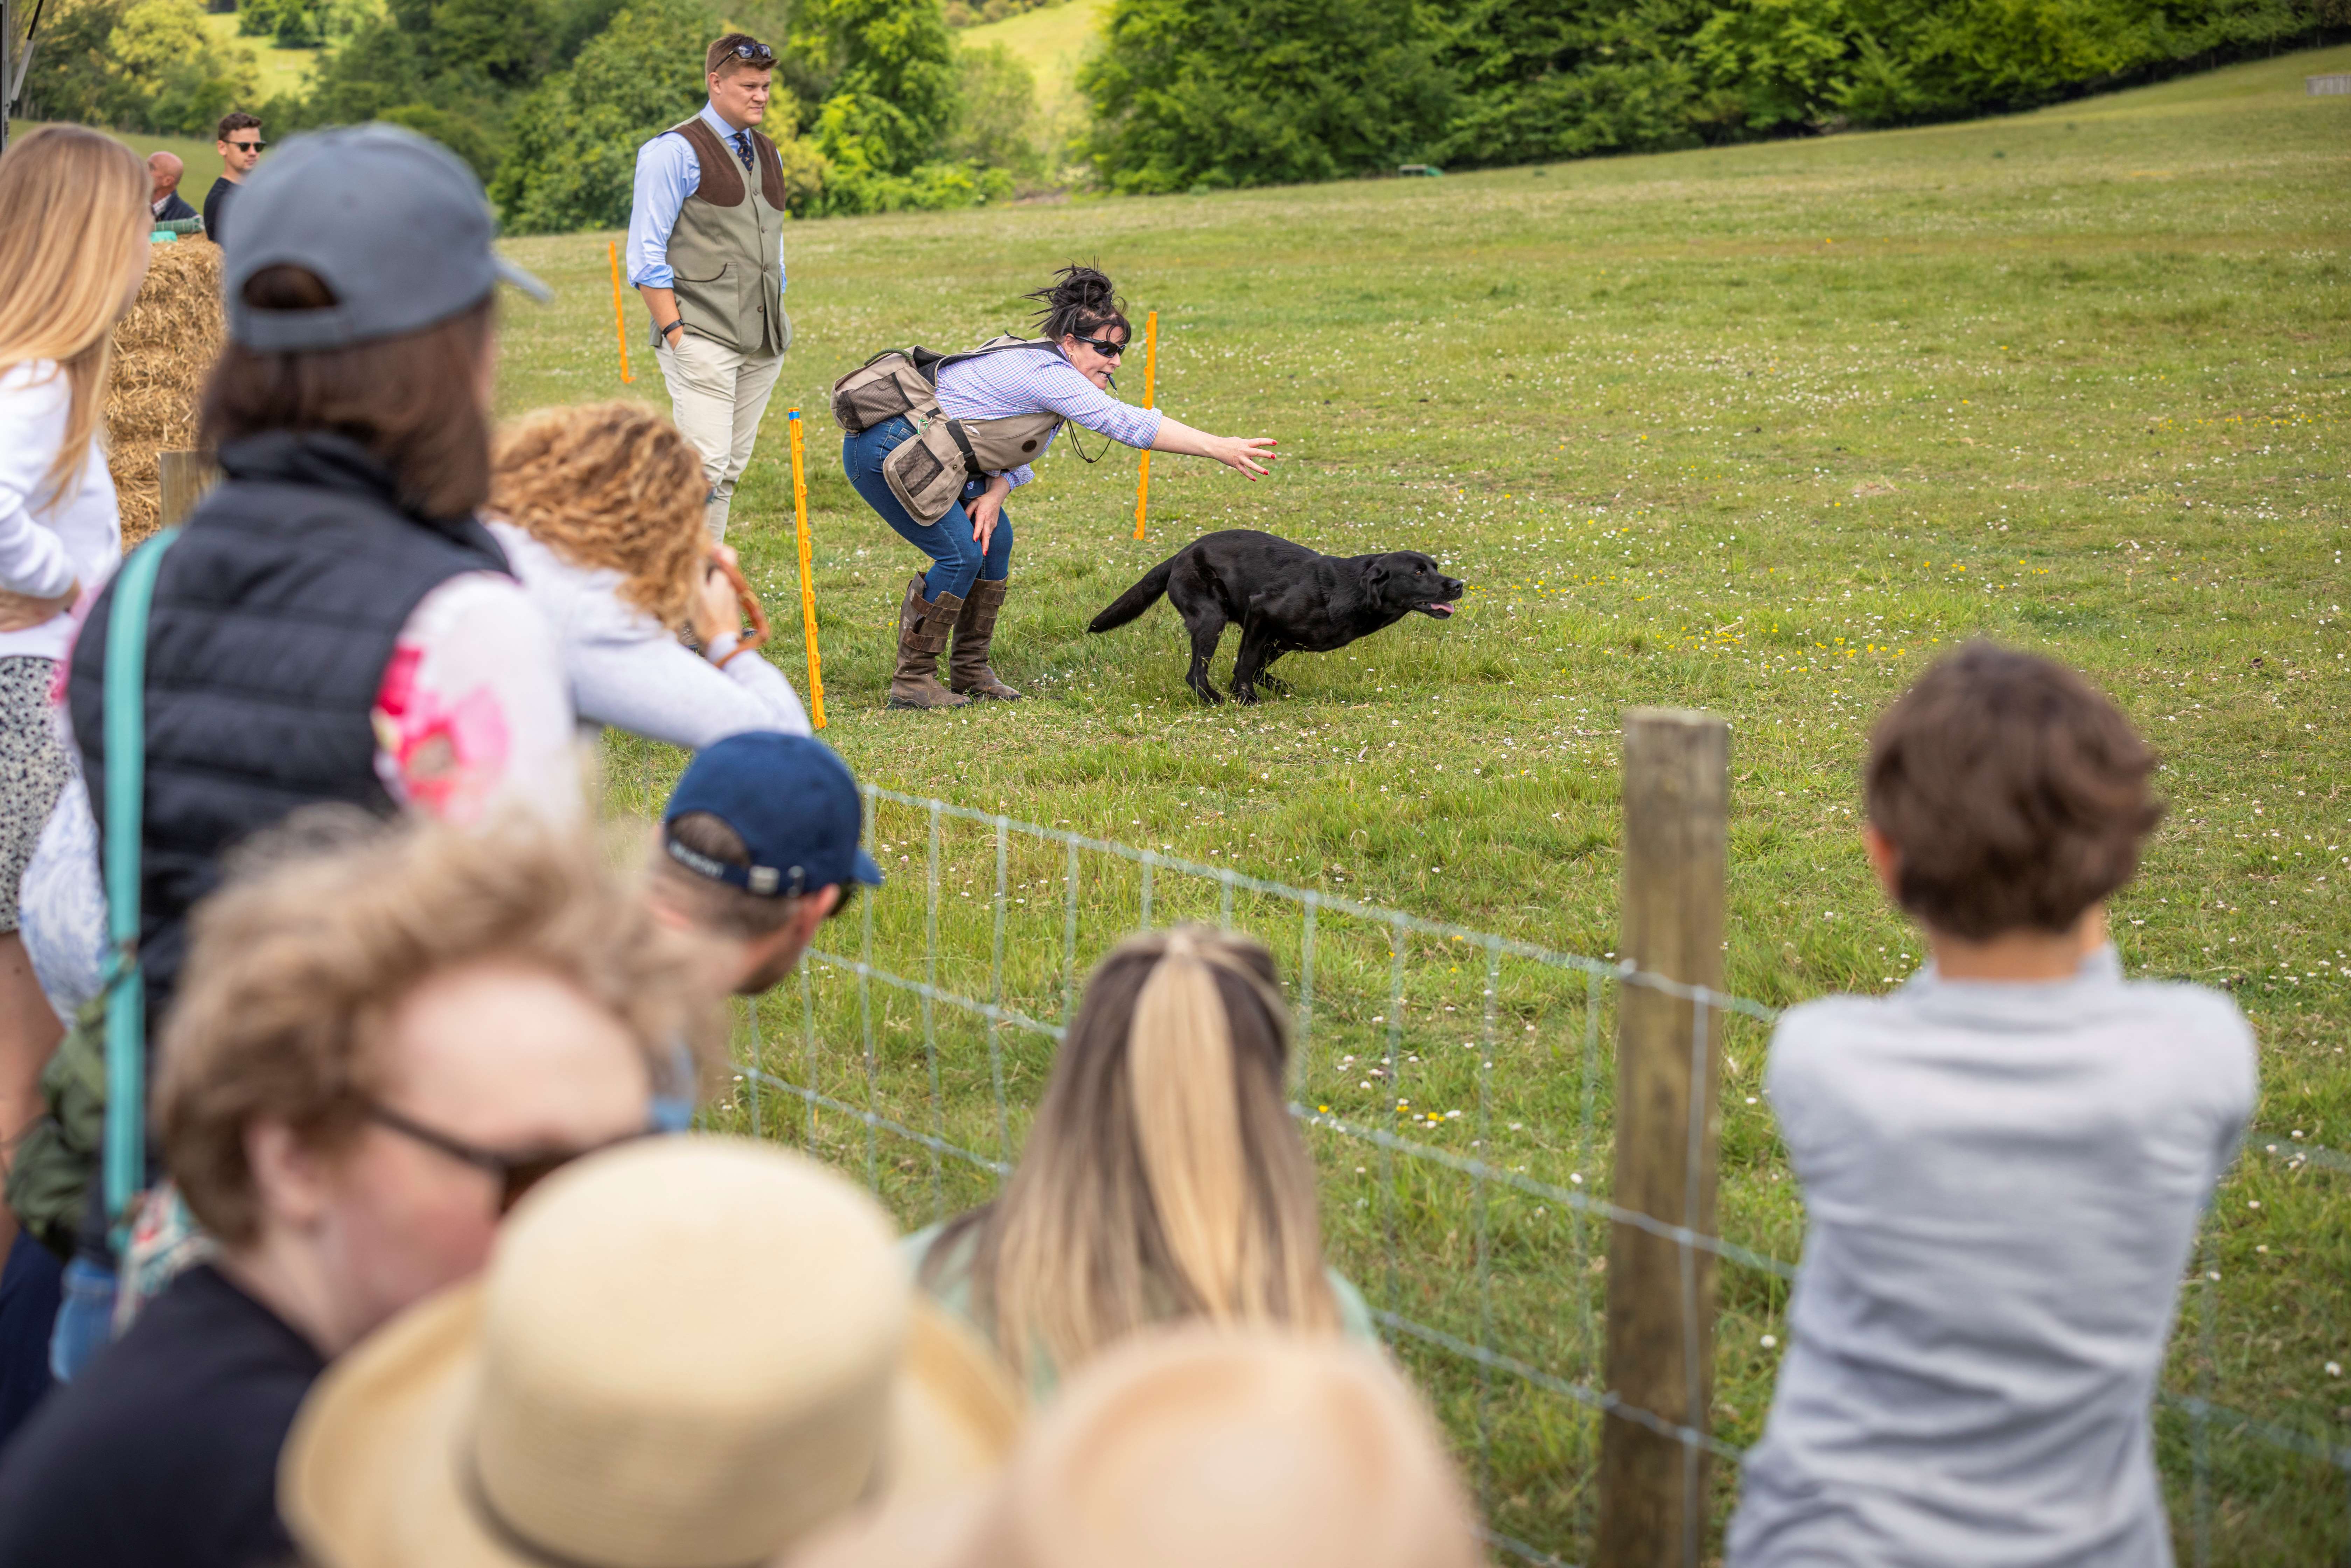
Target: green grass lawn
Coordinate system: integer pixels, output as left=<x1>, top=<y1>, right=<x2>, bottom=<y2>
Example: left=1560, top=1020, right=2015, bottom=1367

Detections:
left=495, top=45, right=2351, bottom=1562
left=958, top=0, right=1106, bottom=90
left=198, top=11, right=327, bottom=104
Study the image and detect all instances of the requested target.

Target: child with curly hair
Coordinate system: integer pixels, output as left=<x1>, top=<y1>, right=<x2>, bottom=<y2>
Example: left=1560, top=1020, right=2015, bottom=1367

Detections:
left=489, top=400, right=808, bottom=746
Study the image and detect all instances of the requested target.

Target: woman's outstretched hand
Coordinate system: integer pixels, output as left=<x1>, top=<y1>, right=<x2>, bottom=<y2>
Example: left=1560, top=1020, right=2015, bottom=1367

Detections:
left=1150, top=417, right=1276, bottom=479
left=1213, top=435, right=1276, bottom=479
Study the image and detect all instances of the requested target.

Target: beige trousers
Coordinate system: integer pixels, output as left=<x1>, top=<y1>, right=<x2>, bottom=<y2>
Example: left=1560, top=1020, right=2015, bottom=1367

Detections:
left=656, top=327, right=787, bottom=540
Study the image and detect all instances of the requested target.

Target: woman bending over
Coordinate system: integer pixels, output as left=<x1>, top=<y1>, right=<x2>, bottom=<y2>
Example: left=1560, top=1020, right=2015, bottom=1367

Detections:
left=844, top=266, right=1275, bottom=709
left=907, top=925, right=1374, bottom=1398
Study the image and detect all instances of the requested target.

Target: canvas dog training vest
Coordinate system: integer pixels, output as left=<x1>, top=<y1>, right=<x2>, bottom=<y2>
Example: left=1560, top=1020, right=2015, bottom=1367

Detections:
left=663, top=117, right=789, bottom=357
left=832, top=337, right=1066, bottom=525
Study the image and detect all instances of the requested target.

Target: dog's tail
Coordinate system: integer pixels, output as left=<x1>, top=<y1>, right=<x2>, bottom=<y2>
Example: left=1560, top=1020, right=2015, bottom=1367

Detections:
left=1087, top=555, right=1177, bottom=633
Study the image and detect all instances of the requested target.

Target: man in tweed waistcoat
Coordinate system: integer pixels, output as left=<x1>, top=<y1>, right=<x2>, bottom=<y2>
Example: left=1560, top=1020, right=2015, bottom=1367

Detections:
left=625, top=33, right=792, bottom=540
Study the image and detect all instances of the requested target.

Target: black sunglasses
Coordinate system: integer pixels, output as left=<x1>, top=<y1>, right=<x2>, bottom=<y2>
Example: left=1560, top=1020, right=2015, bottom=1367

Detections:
left=1071, top=335, right=1125, bottom=358
left=725, top=41, right=776, bottom=63
left=365, top=1102, right=652, bottom=1214
left=226, top=138, right=265, bottom=152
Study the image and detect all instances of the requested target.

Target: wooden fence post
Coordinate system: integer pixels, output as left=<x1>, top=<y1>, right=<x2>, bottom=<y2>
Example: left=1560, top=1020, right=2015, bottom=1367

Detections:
left=1596, top=707, right=1730, bottom=1568
left=156, top=450, right=215, bottom=529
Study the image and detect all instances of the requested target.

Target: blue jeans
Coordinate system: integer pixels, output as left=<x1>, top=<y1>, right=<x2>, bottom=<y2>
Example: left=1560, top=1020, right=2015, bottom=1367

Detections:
left=0, top=1234, right=61, bottom=1440
left=48, top=1258, right=114, bottom=1383
left=843, top=417, right=1012, bottom=602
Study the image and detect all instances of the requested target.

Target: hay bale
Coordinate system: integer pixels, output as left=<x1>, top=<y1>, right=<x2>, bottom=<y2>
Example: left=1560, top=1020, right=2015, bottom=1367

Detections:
left=107, top=239, right=224, bottom=545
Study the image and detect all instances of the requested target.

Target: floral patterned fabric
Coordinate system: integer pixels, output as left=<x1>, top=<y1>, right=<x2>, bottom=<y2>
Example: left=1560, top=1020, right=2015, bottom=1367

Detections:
left=370, top=572, right=582, bottom=825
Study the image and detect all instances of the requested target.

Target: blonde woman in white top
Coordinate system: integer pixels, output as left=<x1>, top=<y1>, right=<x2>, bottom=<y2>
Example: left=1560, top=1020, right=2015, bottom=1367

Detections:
left=0, top=127, right=146, bottom=1250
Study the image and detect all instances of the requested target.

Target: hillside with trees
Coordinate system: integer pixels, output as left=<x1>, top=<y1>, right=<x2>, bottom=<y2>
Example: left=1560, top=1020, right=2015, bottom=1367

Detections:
left=11, top=0, right=2342, bottom=224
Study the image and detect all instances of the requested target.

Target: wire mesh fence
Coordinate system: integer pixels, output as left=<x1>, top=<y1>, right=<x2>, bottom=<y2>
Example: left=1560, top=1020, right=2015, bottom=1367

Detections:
left=606, top=752, right=2351, bottom=1566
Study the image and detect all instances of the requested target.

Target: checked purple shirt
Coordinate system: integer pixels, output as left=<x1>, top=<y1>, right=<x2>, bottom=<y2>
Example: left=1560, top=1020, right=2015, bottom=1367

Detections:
left=935, top=345, right=1163, bottom=489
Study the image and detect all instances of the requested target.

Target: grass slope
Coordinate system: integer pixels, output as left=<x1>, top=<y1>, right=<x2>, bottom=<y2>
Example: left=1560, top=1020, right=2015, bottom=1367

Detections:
left=957, top=0, right=1106, bottom=132
left=496, top=46, right=2351, bottom=1562
left=197, top=11, right=326, bottom=104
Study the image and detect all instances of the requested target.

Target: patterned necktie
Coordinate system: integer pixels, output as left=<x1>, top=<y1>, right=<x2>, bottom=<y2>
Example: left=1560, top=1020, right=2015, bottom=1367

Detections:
left=731, top=130, right=754, bottom=173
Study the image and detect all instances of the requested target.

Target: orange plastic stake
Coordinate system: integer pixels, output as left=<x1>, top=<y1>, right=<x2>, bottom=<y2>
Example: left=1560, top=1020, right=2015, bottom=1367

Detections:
left=787, top=411, right=826, bottom=730
left=1131, top=309, right=1159, bottom=540
left=608, top=239, right=633, bottom=385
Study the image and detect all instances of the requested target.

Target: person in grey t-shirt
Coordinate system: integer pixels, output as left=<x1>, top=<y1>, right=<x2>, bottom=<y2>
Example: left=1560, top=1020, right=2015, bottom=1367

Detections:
left=1729, top=643, right=2256, bottom=1568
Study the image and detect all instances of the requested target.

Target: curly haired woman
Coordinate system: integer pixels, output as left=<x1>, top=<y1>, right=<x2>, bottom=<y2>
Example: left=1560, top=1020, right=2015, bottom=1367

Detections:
left=488, top=401, right=808, bottom=746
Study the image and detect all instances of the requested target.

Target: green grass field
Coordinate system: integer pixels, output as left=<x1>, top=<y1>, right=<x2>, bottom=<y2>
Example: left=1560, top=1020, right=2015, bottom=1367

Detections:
left=198, top=11, right=328, bottom=104
left=959, top=0, right=1106, bottom=106
left=494, top=46, right=2351, bottom=1562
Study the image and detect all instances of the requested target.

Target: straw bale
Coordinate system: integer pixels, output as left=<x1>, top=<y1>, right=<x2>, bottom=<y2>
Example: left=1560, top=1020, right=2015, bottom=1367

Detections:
left=107, top=239, right=224, bottom=545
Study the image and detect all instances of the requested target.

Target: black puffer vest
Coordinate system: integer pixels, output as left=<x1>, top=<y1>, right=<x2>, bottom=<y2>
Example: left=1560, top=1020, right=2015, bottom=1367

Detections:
left=69, top=430, right=510, bottom=1032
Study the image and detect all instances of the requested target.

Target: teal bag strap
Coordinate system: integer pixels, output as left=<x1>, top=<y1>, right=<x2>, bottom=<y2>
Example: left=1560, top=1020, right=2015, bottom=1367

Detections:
left=102, top=529, right=180, bottom=1244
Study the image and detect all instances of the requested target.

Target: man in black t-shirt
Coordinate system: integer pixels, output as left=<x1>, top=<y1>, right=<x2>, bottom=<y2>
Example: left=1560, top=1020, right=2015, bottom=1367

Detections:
left=0, top=819, right=688, bottom=1564
left=202, top=111, right=264, bottom=244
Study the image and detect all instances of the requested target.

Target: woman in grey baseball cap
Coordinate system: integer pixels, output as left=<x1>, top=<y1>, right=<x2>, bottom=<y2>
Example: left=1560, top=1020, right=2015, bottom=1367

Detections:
left=33, top=126, right=579, bottom=1416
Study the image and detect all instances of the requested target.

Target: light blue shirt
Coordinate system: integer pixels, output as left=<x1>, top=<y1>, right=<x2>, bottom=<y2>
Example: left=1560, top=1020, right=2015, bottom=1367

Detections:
left=1728, top=946, right=2256, bottom=1568
left=625, top=101, right=788, bottom=292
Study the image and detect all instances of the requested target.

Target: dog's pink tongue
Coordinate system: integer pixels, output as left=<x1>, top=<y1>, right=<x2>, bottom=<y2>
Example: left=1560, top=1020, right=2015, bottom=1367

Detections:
left=1430, top=602, right=1456, bottom=617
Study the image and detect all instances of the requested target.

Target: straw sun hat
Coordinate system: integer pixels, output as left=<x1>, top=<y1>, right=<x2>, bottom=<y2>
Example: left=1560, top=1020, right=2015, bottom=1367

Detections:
left=791, top=1326, right=1481, bottom=1568
left=280, top=1137, right=1021, bottom=1568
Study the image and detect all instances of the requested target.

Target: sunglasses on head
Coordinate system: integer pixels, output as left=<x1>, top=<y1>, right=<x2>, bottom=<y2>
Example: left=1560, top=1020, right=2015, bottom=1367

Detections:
left=226, top=138, right=265, bottom=152
left=1071, top=335, right=1125, bottom=359
left=726, top=40, right=776, bottom=63
left=365, top=1102, right=654, bottom=1215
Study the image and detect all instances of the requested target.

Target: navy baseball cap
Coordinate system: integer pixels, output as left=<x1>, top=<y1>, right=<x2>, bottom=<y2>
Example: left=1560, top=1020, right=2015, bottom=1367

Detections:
left=225, top=122, right=550, bottom=354
left=662, top=734, right=883, bottom=897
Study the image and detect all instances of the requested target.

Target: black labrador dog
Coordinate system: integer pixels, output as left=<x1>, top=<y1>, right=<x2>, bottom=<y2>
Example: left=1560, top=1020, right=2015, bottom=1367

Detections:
left=1089, top=529, right=1463, bottom=705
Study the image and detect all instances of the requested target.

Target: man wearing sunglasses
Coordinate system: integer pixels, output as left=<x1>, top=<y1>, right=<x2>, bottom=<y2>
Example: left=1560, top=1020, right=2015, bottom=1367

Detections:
left=625, top=31, right=792, bottom=541
left=203, top=110, right=264, bottom=245
left=0, top=822, right=712, bottom=1568
left=645, top=732, right=884, bottom=996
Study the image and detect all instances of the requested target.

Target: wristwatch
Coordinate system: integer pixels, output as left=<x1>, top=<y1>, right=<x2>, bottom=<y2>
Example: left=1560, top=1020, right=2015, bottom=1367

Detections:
left=660, top=319, right=684, bottom=342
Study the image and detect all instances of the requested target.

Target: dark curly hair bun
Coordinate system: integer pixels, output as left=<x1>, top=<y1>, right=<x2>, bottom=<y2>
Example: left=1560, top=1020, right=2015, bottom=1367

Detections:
left=1027, top=264, right=1131, bottom=344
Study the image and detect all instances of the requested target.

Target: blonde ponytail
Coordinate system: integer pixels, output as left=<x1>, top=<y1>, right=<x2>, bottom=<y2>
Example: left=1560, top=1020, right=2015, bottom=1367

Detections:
left=966, top=926, right=1337, bottom=1390
left=1127, top=931, right=1255, bottom=1320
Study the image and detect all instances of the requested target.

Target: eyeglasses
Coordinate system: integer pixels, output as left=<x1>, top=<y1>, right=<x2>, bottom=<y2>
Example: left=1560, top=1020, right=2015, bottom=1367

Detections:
left=726, top=41, right=775, bottom=63
left=1071, top=335, right=1125, bottom=359
left=364, top=1102, right=653, bottom=1214
left=225, top=138, right=265, bottom=152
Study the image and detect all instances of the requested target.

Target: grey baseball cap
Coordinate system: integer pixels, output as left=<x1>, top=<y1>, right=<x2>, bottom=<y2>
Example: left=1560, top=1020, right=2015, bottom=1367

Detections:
left=225, top=122, right=551, bottom=354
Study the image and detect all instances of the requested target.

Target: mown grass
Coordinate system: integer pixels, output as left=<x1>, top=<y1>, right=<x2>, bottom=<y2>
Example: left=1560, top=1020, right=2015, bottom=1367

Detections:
left=496, top=45, right=2351, bottom=1564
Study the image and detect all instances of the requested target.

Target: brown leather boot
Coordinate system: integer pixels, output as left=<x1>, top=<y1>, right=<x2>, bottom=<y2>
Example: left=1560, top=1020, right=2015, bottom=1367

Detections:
left=888, top=577, right=968, bottom=710
left=949, top=578, right=1022, bottom=700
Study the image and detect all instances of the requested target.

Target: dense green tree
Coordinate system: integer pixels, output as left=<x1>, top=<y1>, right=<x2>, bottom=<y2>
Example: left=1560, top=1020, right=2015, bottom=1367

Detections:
left=1436, top=0, right=1716, bottom=164
left=62, top=0, right=265, bottom=134
left=489, top=0, right=723, bottom=232
left=428, top=0, right=556, bottom=90
left=303, top=14, right=431, bottom=124
left=947, top=42, right=1045, bottom=184
left=1082, top=0, right=1453, bottom=192
left=793, top=0, right=960, bottom=174
left=15, top=0, right=138, bottom=128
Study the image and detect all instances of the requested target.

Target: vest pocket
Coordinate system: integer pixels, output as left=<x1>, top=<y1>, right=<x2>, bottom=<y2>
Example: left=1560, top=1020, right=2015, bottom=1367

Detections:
left=883, top=420, right=969, bottom=526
